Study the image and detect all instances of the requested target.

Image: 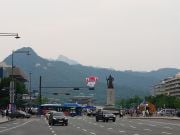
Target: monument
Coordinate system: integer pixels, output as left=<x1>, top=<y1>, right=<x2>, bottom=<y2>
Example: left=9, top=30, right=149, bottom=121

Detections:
left=106, top=75, right=115, bottom=107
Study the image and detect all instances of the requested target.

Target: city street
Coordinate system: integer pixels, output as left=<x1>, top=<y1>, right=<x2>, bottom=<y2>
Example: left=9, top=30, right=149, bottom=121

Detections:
left=0, top=116, right=180, bottom=135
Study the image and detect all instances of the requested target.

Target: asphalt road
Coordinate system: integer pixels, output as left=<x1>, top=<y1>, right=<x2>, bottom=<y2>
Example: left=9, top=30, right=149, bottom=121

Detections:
left=0, top=116, right=180, bottom=135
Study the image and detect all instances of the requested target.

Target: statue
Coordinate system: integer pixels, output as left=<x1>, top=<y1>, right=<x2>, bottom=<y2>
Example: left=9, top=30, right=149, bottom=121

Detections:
left=106, top=75, right=114, bottom=89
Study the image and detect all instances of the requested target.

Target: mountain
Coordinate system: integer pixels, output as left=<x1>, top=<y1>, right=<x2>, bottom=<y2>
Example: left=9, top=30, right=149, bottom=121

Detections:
left=3, top=47, right=180, bottom=105
left=56, top=55, right=79, bottom=65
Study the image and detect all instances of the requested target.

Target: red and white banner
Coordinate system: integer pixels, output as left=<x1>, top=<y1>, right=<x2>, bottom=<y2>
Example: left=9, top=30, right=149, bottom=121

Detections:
left=86, top=76, right=98, bottom=88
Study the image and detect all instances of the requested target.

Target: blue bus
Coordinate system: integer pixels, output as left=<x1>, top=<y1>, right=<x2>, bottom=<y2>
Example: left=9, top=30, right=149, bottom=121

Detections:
left=38, top=103, right=82, bottom=116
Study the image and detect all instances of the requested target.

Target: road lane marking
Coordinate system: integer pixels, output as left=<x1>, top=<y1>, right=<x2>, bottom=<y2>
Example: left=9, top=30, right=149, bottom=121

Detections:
left=0, top=120, right=33, bottom=133
left=107, top=128, right=113, bottom=130
left=133, top=134, right=140, bottom=135
left=119, top=130, right=126, bottom=133
left=76, top=127, right=80, bottom=129
left=130, top=125, right=136, bottom=129
left=100, top=125, right=104, bottom=128
left=93, top=123, right=97, bottom=125
left=161, top=132, right=172, bottom=134
left=82, top=129, right=87, bottom=132
left=149, top=124, right=156, bottom=127
left=0, top=127, right=7, bottom=128
left=163, top=126, right=173, bottom=130
left=90, top=132, right=96, bottom=135
left=144, top=129, right=152, bottom=131
left=13, top=123, right=18, bottom=125
left=51, top=131, right=55, bottom=133
left=138, top=123, right=143, bottom=124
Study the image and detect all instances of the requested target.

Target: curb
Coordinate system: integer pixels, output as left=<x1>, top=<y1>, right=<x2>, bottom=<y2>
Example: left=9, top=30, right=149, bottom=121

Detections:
left=128, top=117, right=180, bottom=120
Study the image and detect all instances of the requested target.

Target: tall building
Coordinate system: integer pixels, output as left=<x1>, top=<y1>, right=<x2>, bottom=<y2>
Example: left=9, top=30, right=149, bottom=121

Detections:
left=153, top=73, right=180, bottom=97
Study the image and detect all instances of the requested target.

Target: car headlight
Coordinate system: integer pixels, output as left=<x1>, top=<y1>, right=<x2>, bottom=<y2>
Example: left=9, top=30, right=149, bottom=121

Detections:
left=53, top=117, right=56, bottom=120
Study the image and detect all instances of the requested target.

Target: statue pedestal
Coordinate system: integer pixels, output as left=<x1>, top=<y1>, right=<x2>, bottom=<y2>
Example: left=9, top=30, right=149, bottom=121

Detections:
left=106, top=88, right=115, bottom=107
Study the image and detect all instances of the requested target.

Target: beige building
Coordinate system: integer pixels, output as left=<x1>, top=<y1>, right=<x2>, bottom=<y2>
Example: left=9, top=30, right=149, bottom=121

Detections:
left=153, top=73, right=180, bottom=97
left=0, top=62, right=27, bottom=81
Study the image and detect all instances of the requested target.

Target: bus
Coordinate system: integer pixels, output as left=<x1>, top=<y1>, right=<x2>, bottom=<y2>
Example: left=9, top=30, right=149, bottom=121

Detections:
left=38, top=103, right=83, bottom=116
left=38, top=104, right=62, bottom=115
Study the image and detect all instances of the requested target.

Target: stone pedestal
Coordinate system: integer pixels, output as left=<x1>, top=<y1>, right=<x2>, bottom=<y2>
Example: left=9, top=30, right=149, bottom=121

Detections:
left=106, top=88, right=115, bottom=106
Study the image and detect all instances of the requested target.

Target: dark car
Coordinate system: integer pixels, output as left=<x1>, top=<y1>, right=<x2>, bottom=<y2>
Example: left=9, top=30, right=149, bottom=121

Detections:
left=96, top=111, right=116, bottom=122
left=176, top=110, right=180, bottom=117
left=48, top=112, right=68, bottom=126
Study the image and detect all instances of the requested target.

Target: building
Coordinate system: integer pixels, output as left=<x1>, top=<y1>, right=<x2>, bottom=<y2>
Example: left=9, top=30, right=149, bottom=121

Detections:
left=153, top=73, right=180, bottom=97
left=0, top=62, right=27, bottom=81
left=70, top=96, right=93, bottom=105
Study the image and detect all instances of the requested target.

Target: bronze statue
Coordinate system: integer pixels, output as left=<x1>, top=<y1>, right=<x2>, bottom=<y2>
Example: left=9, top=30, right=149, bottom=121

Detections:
left=106, top=75, right=114, bottom=89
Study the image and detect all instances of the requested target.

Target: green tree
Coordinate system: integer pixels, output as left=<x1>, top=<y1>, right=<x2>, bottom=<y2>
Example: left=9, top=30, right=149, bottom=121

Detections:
left=116, top=96, right=143, bottom=109
left=174, top=98, right=180, bottom=108
left=0, top=77, right=27, bottom=108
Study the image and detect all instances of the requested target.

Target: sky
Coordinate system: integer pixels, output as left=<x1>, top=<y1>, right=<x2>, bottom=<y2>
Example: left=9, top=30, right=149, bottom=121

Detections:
left=0, top=0, right=180, bottom=71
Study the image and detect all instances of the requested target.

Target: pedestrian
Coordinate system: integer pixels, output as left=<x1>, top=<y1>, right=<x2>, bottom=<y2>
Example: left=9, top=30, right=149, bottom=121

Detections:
left=5, top=109, right=10, bottom=120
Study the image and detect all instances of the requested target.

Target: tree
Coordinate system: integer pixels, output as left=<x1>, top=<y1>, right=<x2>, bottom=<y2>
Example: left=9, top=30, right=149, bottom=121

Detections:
left=174, top=98, right=180, bottom=108
left=0, top=77, right=28, bottom=108
left=116, top=96, right=143, bottom=109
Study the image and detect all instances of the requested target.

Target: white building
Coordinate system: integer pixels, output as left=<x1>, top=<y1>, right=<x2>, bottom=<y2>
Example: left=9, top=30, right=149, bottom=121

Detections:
left=153, top=73, right=180, bottom=97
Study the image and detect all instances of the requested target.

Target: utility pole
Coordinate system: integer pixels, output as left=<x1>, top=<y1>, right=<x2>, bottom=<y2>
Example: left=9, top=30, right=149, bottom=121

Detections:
left=39, top=76, right=42, bottom=105
left=29, top=72, right=32, bottom=107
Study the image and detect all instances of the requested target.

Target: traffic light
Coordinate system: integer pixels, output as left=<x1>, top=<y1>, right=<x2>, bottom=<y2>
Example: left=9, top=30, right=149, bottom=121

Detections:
left=53, top=93, right=58, bottom=95
left=73, top=87, right=80, bottom=90
left=89, top=87, right=95, bottom=90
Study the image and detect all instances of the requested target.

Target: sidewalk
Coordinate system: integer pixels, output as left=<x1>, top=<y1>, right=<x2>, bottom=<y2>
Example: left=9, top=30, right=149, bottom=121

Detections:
left=0, top=116, right=9, bottom=124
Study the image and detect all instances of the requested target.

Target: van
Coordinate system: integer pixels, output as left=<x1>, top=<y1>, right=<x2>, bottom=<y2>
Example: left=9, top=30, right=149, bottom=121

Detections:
left=157, top=109, right=176, bottom=116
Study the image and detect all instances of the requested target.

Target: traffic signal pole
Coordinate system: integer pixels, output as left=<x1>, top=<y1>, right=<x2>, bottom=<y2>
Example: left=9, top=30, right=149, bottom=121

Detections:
left=39, top=76, right=42, bottom=105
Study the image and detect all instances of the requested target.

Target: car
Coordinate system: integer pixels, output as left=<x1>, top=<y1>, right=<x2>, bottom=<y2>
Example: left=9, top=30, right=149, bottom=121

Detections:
left=96, top=111, right=116, bottom=122
left=176, top=110, right=180, bottom=117
left=48, top=112, right=68, bottom=126
left=87, top=110, right=96, bottom=117
left=10, top=110, right=31, bottom=118
left=69, top=110, right=76, bottom=117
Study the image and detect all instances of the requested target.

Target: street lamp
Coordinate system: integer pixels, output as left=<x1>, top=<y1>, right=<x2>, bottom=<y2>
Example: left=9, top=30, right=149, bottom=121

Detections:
left=10, top=50, right=30, bottom=112
left=0, top=32, right=21, bottom=111
left=0, top=33, right=20, bottom=39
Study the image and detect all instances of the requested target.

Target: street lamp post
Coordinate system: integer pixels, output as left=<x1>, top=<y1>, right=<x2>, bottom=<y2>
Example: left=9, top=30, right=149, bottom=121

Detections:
left=10, top=50, right=30, bottom=112
left=0, top=33, right=20, bottom=39
left=0, top=32, right=21, bottom=111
